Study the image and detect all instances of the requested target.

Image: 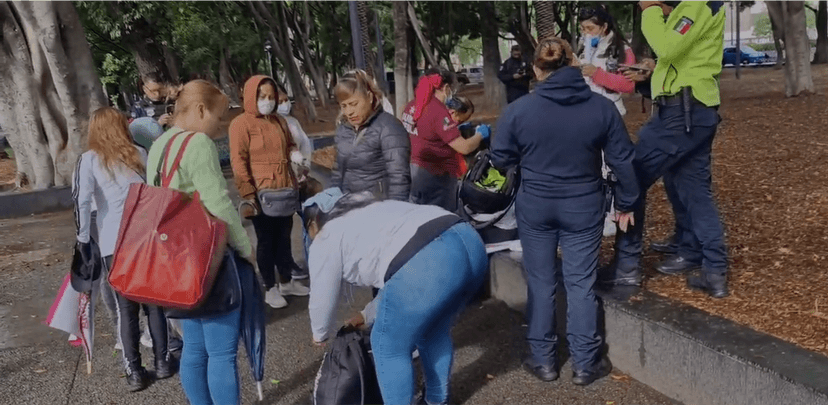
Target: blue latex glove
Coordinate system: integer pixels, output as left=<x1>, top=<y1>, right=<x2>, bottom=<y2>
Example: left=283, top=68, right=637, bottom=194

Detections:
left=475, top=124, right=491, bottom=140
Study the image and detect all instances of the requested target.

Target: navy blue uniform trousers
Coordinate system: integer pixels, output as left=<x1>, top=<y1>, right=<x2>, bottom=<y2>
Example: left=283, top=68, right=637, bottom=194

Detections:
left=615, top=102, right=727, bottom=274
left=517, top=188, right=605, bottom=373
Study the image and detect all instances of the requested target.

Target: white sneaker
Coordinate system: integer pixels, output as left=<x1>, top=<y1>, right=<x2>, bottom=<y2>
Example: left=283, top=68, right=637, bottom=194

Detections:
left=265, top=286, right=288, bottom=309
left=279, top=280, right=310, bottom=297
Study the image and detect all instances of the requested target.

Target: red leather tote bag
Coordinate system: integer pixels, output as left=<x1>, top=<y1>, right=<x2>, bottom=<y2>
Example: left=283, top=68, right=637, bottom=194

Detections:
left=109, top=132, right=227, bottom=309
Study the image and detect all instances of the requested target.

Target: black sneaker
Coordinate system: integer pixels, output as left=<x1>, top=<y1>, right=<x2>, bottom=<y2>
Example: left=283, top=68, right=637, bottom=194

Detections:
left=522, top=359, right=559, bottom=382
left=598, top=262, right=642, bottom=286
left=155, top=354, right=177, bottom=380
left=572, top=357, right=612, bottom=386
left=125, top=363, right=149, bottom=392
left=687, top=271, right=729, bottom=298
left=650, top=235, right=678, bottom=254
left=655, top=254, right=701, bottom=275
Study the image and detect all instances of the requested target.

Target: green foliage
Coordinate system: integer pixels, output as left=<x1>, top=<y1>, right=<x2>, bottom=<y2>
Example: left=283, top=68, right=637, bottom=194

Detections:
left=754, top=13, right=772, bottom=38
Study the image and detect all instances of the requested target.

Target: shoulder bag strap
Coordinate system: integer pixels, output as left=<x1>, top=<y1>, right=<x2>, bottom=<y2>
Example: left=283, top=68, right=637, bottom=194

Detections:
left=154, top=131, right=185, bottom=187
left=160, top=132, right=196, bottom=188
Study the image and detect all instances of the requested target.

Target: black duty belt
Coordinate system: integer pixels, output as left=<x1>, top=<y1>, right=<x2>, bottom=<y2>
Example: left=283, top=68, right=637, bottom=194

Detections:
left=384, top=215, right=463, bottom=283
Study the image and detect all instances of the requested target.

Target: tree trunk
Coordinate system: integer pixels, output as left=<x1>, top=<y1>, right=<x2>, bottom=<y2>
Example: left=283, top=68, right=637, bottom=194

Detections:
left=736, top=3, right=741, bottom=79
left=768, top=1, right=815, bottom=96
left=0, top=1, right=106, bottom=189
left=393, top=1, right=414, bottom=116
left=767, top=2, right=787, bottom=68
left=480, top=1, right=506, bottom=110
left=535, top=0, right=556, bottom=41
left=813, top=1, right=828, bottom=63
left=161, top=41, right=180, bottom=83
left=407, top=2, right=439, bottom=67
left=249, top=1, right=318, bottom=121
left=630, top=4, right=649, bottom=58
left=286, top=3, right=328, bottom=106
left=219, top=48, right=240, bottom=106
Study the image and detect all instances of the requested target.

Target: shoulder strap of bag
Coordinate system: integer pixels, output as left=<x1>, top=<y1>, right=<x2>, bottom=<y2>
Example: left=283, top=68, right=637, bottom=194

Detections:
left=159, top=131, right=196, bottom=188
left=154, top=131, right=185, bottom=187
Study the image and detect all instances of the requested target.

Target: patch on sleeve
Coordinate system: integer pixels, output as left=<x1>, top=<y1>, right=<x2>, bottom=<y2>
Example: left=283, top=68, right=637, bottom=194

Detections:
left=673, top=17, right=694, bottom=35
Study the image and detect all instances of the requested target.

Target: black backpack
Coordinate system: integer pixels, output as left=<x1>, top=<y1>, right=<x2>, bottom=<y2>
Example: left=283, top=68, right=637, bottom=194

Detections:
left=313, top=327, right=383, bottom=405
left=458, top=150, right=520, bottom=229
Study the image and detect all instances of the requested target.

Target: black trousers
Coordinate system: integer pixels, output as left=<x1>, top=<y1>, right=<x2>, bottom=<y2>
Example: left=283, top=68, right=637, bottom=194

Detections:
left=102, top=256, right=168, bottom=368
left=251, top=214, right=297, bottom=289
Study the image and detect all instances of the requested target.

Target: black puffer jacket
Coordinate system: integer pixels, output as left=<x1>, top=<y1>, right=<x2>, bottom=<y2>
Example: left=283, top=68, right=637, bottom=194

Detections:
left=331, top=110, right=411, bottom=201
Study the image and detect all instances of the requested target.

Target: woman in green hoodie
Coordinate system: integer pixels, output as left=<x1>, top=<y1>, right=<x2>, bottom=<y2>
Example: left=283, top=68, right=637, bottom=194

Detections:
left=146, top=80, right=253, bottom=405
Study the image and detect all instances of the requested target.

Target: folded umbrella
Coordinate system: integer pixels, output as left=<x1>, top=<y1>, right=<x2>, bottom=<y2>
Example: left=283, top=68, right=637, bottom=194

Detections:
left=234, top=253, right=267, bottom=400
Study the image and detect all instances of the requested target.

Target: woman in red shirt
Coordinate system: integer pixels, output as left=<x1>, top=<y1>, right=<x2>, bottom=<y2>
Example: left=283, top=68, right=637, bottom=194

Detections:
left=400, top=69, right=489, bottom=212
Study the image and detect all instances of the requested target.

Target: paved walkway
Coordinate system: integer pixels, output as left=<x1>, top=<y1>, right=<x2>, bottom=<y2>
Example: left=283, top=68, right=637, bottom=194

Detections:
left=0, top=210, right=680, bottom=405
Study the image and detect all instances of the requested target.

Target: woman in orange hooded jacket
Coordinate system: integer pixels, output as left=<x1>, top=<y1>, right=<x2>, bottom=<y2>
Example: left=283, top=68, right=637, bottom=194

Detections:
left=229, top=75, right=309, bottom=309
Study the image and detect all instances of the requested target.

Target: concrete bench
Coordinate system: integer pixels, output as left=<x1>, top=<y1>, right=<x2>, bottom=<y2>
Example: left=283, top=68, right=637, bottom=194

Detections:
left=489, top=252, right=828, bottom=405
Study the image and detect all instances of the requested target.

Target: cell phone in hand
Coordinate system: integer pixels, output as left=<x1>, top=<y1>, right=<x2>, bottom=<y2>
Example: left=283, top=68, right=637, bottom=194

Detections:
left=619, top=64, right=652, bottom=73
left=166, top=105, right=174, bottom=115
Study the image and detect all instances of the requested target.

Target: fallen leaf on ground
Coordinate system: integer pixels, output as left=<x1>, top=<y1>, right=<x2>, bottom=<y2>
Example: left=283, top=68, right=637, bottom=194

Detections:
left=33, top=369, right=47, bottom=373
left=610, top=373, right=630, bottom=382
left=486, top=374, right=495, bottom=380
left=271, top=379, right=281, bottom=385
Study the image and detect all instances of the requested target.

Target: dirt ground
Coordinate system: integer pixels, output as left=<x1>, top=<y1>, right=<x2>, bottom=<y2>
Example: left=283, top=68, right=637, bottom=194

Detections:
left=3, top=67, right=827, bottom=358
left=630, top=66, right=828, bottom=357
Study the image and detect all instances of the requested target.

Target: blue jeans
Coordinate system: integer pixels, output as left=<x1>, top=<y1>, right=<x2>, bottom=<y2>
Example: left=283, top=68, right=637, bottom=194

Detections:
left=371, top=223, right=488, bottom=405
left=516, top=189, right=605, bottom=373
left=179, top=308, right=241, bottom=405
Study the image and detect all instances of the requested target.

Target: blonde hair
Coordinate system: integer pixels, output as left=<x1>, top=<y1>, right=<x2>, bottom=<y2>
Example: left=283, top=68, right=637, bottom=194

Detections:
left=334, top=70, right=384, bottom=112
left=169, top=79, right=229, bottom=121
left=88, top=107, right=145, bottom=177
left=534, top=37, right=577, bottom=74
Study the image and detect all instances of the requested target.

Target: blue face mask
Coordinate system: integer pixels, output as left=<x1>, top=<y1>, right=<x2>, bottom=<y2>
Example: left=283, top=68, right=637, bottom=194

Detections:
left=590, top=36, right=600, bottom=48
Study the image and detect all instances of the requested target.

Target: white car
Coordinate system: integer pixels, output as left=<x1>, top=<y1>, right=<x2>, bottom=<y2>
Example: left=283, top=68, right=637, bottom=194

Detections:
left=459, top=67, right=484, bottom=84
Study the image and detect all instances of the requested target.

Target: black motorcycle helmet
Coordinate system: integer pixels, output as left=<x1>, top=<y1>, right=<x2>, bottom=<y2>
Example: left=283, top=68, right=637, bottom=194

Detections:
left=457, top=150, right=520, bottom=229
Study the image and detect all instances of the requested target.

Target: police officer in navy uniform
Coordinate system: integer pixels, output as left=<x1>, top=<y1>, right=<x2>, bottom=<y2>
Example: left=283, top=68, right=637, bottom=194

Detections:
left=498, top=45, right=532, bottom=103
left=602, top=1, right=729, bottom=299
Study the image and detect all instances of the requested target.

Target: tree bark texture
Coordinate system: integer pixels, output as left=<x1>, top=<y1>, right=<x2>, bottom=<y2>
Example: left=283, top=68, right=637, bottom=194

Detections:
left=813, top=1, right=828, bottom=64
left=285, top=2, right=328, bottom=106
left=480, top=1, right=506, bottom=111
left=767, top=2, right=787, bottom=68
left=767, top=2, right=814, bottom=96
left=219, top=48, right=240, bottom=106
left=249, top=1, right=317, bottom=121
left=393, top=1, right=413, bottom=116
left=535, top=0, right=556, bottom=41
left=407, top=2, right=439, bottom=68
left=0, top=1, right=107, bottom=189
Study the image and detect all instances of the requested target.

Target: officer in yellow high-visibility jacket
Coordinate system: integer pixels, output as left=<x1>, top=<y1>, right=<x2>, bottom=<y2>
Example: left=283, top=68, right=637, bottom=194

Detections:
left=602, top=1, right=729, bottom=299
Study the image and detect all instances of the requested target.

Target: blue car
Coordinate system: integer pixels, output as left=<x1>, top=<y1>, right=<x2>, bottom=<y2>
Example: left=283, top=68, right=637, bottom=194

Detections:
left=723, top=47, right=769, bottom=66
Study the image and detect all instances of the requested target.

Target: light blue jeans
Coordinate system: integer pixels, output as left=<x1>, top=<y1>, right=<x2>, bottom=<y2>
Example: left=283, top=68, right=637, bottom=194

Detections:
left=179, top=308, right=241, bottom=405
left=371, top=223, right=488, bottom=405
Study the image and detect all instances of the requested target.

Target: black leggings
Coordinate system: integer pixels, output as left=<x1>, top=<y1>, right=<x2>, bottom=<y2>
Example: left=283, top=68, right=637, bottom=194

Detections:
left=251, top=214, right=297, bottom=289
left=103, top=256, right=168, bottom=368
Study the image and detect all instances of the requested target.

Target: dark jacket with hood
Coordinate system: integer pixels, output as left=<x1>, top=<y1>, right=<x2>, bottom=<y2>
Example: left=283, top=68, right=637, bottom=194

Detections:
left=491, top=66, right=638, bottom=212
left=331, top=109, right=411, bottom=201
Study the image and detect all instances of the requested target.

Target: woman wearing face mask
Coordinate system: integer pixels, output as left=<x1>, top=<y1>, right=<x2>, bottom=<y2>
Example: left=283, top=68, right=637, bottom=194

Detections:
left=275, top=86, right=313, bottom=171
left=578, top=6, right=637, bottom=237
left=577, top=7, right=637, bottom=115
left=230, top=76, right=309, bottom=310
left=147, top=80, right=254, bottom=405
left=331, top=69, right=411, bottom=201
left=401, top=69, right=489, bottom=212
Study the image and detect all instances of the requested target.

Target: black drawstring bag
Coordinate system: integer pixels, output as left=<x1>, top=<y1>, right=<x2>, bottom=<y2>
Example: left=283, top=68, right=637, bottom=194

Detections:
left=313, top=327, right=383, bottom=405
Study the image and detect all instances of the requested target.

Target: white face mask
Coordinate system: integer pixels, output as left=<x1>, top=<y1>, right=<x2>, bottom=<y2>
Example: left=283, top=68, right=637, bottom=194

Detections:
left=257, top=99, right=276, bottom=115
left=277, top=101, right=291, bottom=115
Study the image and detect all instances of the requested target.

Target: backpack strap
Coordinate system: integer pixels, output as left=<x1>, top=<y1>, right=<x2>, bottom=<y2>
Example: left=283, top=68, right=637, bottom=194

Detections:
left=159, top=131, right=196, bottom=188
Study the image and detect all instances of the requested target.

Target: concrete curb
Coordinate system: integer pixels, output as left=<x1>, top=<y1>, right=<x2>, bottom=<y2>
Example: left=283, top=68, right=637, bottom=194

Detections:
left=0, top=187, right=73, bottom=219
left=489, top=252, right=828, bottom=405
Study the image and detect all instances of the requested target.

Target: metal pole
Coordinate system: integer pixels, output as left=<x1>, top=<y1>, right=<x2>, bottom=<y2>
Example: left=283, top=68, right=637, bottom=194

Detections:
left=736, top=1, right=741, bottom=79
left=349, top=1, right=366, bottom=70
left=375, top=11, right=388, bottom=93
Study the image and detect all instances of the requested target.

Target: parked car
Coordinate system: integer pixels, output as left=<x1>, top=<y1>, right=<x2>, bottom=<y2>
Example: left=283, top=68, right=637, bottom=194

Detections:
left=459, top=67, right=484, bottom=84
left=723, top=47, right=769, bottom=66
